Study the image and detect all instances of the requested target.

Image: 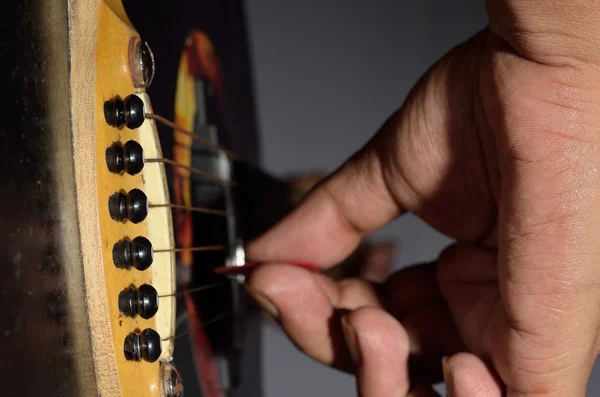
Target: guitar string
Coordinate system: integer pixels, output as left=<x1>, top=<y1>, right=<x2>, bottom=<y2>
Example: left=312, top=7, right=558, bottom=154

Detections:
left=171, top=173, right=234, bottom=186
left=149, top=203, right=229, bottom=216
left=161, top=311, right=233, bottom=341
left=158, top=282, right=228, bottom=298
left=154, top=245, right=226, bottom=253
left=146, top=112, right=238, bottom=160
left=145, top=158, right=237, bottom=185
left=145, top=114, right=244, bottom=343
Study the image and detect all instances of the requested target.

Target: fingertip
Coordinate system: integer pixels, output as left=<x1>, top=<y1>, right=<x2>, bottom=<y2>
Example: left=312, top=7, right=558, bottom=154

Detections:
left=444, top=353, right=503, bottom=397
left=344, top=307, right=411, bottom=396
left=245, top=263, right=341, bottom=363
left=345, top=306, right=410, bottom=358
left=244, top=282, right=280, bottom=319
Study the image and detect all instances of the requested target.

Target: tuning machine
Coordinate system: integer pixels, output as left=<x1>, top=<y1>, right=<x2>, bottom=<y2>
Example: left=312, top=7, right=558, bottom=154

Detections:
left=104, top=94, right=145, bottom=130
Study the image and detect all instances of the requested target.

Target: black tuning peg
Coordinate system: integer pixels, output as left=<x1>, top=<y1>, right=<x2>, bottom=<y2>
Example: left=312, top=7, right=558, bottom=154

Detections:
left=118, top=284, right=159, bottom=319
left=104, top=94, right=145, bottom=130
left=106, top=140, right=144, bottom=175
left=112, top=236, right=153, bottom=271
left=124, top=328, right=162, bottom=363
left=108, top=188, right=148, bottom=224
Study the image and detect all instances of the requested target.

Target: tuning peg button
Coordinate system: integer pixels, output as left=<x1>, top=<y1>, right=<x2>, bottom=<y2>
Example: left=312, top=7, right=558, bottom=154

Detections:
left=108, top=189, right=148, bottom=224
left=105, top=143, right=124, bottom=174
left=104, top=94, right=145, bottom=130
left=124, top=328, right=162, bottom=363
left=106, top=141, right=144, bottom=175
left=123, top=140, right=144, bottom=174
left=104, top=96, right=125, bottom=128
left=113, top=236, right=153, bottom=271
left=118, top=284, right=159, bottom=319
left=123, top=95, right=145, bottom=129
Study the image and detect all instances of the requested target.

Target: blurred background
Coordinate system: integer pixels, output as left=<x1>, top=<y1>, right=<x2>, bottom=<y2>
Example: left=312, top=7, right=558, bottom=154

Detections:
left=243, top=1, right=600, bottom=396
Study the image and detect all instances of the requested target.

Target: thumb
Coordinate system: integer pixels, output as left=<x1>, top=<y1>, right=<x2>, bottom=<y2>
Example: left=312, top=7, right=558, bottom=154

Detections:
left=247, top=31, right=493, bottom=267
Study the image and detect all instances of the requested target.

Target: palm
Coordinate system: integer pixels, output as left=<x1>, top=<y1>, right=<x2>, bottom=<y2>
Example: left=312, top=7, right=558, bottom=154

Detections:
left=398, top=30, right=597, bottom=393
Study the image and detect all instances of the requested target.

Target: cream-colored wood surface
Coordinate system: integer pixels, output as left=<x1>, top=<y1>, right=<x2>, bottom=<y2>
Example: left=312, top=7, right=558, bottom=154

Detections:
left=69, top=0, right=176, bottom=395
left=138, top=93, right=177, bottom=360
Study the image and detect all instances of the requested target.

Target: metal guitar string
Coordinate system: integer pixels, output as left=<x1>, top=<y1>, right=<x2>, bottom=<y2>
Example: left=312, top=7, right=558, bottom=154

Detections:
left=140, top=108, right=242, bottom=346
left=146, top=112, right=238, bottom=160
left=158, top=282, right=227, bottom=298
left=161, top=312, right=233, bottom=341
left=154, top=245, right=225, bottom=254
left=145, top=107, right=321, bottom=350
left=145, top=157, right=236, bottom=185
left=148, top=203, right=228, bottom=216
left=146, top=112, right=320, bottom=275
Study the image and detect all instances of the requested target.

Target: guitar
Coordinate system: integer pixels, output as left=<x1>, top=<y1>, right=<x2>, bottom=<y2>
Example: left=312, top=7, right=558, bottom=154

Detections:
left=0, top=0, right=282, bottom=395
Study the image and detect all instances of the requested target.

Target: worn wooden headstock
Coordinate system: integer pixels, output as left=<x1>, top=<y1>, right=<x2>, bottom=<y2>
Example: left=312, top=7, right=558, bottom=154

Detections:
left=71, top=0, right=178, bottom=395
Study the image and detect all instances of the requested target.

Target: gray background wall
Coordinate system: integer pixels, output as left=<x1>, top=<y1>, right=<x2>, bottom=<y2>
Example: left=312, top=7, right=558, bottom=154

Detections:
left=243, top=1, right=600, bottom=395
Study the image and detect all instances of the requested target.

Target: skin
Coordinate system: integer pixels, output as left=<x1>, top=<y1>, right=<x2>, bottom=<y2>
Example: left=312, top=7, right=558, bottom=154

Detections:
left=246, top=1, right=600, bottom=395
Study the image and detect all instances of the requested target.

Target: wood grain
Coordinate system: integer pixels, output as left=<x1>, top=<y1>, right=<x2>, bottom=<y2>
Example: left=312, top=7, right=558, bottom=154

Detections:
left=68, top=0, right=121, bottom=395
left=69, top=0, right=175, bottom=395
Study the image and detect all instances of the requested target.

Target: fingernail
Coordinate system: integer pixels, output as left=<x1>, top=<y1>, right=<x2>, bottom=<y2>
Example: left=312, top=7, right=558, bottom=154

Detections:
left=442, top=356, right=454, bottom=397
left=341, top=316, right=360, bottom=365
left=245, top=286, right=279, bottom=319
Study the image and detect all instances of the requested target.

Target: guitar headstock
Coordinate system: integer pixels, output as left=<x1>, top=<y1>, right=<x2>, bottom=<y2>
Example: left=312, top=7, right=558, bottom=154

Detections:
left=71, top=0, right=179, bottom=395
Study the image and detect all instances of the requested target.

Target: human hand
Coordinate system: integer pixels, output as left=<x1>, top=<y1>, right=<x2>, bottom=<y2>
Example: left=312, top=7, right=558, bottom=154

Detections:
left=246, top=2, right=600, bottom=395
left=288, top=170, right=397, bottom=282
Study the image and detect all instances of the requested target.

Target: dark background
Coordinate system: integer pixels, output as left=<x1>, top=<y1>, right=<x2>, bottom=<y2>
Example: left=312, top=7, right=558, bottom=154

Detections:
left=243, top=1, right=600, bottom=396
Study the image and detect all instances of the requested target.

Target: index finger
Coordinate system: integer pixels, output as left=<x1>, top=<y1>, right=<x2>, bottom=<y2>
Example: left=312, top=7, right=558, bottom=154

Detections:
left=246, top=123, right=404, bottom=268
